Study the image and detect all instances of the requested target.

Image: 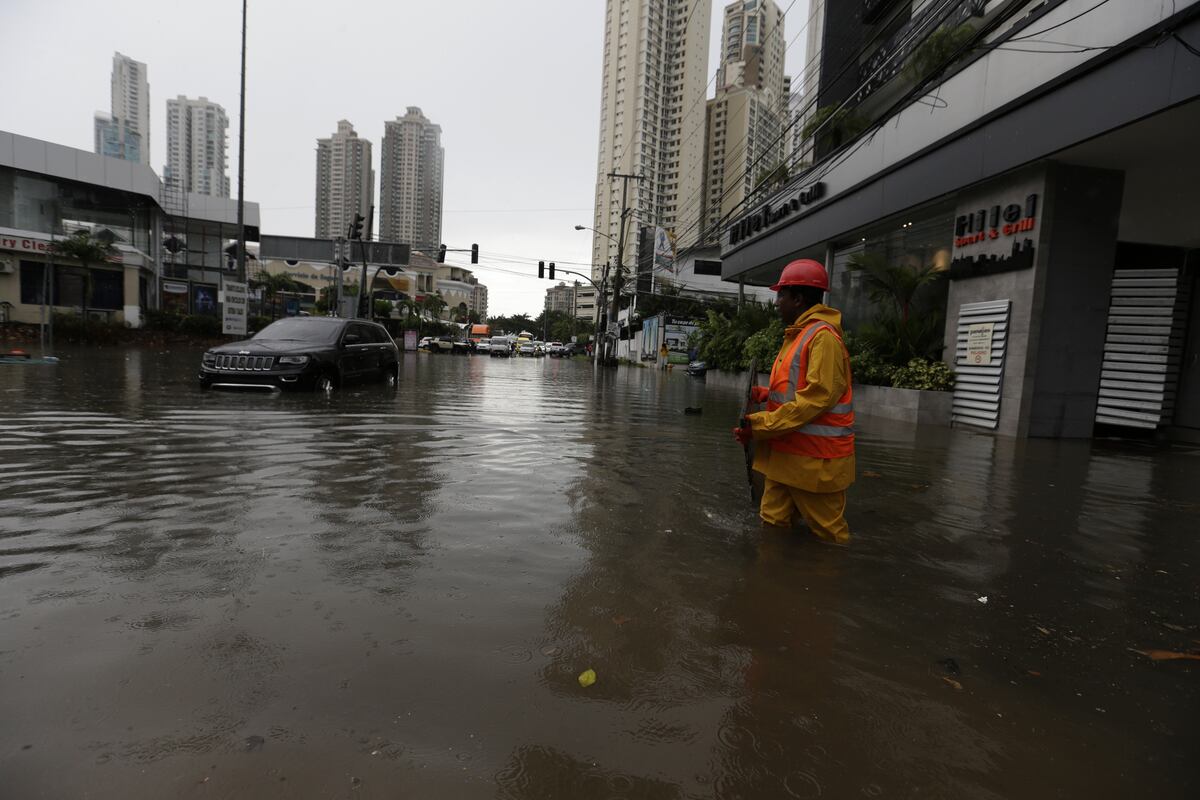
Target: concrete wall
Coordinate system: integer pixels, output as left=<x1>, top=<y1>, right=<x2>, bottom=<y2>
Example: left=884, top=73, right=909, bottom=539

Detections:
left=1026, top=164, right=1124, bottom=437
left=944, top=166, right=1048, bottom=437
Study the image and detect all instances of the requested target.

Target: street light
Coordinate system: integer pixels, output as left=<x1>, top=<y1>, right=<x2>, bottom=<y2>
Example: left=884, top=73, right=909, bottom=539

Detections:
left=574, top=226, right=617, bottom=364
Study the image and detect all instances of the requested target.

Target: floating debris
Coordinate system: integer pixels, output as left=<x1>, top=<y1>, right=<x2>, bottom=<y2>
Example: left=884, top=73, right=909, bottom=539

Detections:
left=578, top=668, right=597, bottom=688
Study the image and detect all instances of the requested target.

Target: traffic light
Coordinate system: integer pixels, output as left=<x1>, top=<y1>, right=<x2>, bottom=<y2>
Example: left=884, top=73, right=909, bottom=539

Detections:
left=437, top=244, right=447, bottom=263
left=548, top=262, right=555, bottom=280
left=350, top=214, right=365, bottom=240
left=538, top=261, right=545, bottom=279
left=470, top=243, right=479, bottom=264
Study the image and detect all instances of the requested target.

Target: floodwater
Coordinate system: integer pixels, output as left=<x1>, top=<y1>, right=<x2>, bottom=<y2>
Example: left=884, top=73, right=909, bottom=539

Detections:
left=1, top=346, right=1198, bottom=799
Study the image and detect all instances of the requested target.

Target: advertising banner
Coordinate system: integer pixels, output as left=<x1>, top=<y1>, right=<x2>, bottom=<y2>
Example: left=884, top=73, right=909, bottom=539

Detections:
left=653, top=227, right=676, bottom=274
left=403, top=330, right=418, bottom=351
left=221, top=280, right=248, bottom=336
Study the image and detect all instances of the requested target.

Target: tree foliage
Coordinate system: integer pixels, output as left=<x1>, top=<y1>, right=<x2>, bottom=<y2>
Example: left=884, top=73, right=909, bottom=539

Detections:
left=847, top=251, right=946, bottom=365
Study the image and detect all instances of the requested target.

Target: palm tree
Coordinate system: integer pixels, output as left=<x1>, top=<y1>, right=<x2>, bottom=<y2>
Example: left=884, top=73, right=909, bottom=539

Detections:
left=421, top=292, right=447, bottom=322
left=49, top=229, right=117, bottom=320
left=848, top=252, right=947, bottom=363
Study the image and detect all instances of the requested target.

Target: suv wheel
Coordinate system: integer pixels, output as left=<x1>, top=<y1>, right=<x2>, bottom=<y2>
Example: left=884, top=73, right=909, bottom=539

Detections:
left=315, top=372, right=336, bottom=396
left=383, top=363, right=399, bottom=388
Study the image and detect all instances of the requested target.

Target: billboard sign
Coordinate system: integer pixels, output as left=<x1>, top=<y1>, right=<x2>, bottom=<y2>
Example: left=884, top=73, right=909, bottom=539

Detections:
left=221, top=280, right=248, bottom=336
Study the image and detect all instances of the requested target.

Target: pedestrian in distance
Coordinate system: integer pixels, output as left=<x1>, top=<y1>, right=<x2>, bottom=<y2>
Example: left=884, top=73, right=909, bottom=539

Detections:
left=733, top=259, right=855, bottom=545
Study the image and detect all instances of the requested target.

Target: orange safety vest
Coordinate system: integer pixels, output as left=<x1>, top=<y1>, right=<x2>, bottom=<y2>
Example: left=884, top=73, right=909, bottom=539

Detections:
left=765, top=320, right=855, bottom=458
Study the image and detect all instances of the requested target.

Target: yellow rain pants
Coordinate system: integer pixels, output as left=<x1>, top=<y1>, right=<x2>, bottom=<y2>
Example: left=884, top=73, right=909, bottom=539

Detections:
left=759, top=479, right=850, bottom=544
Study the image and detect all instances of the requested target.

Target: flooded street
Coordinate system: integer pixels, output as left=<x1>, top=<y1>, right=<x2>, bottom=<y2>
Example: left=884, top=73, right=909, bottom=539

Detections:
left=1, top=347, right=1198, bottom=799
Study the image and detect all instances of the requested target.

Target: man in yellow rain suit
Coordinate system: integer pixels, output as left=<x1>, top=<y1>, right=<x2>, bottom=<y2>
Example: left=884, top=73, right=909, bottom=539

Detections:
left=733, top=259, right=855, bottom=544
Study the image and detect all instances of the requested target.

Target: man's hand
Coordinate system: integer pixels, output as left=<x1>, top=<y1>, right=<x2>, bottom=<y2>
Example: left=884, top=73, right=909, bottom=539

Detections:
left=750, top=386, right=769, bottom=404
left=732, top=423, right=753, bottom=445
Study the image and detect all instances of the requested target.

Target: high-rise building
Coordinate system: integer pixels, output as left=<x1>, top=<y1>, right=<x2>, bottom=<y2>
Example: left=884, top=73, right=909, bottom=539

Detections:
left=699, top=0, right=787, bottom=244
left=590, top=0, right=710, bottom=279
left=94, top=52, right=149, bottom=165
left=314, top=120, right=374, bottom=239
left=380, top=107, right=444, bottom=250
left=164, top=96, right=230, bottom=198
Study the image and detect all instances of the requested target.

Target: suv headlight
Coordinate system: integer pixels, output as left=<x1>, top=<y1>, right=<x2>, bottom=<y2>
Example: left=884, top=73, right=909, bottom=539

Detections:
left=278, top=355, right=309, bottom=365
left=202, top=352, right=216, bottom=365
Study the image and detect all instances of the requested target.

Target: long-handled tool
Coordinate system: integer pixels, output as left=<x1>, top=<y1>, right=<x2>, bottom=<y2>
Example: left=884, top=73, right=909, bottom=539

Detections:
left=738, top=358, right=761, bottom=505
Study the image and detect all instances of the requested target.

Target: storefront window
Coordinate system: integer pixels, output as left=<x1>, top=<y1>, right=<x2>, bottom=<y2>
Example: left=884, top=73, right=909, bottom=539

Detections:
left=830, top=206, right=954, bottom=355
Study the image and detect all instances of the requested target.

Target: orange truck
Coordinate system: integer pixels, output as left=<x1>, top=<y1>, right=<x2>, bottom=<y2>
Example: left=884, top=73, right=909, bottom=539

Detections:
left=468, top=323, right=491, bottom=343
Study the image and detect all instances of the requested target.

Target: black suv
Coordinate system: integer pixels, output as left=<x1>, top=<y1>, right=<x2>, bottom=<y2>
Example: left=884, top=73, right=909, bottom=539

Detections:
left=199, top=317, right=399, bottom=393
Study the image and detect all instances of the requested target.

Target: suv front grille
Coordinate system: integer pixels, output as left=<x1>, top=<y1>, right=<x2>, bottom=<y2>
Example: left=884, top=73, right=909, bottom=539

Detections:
left=215, top=354, right=275, bottom=371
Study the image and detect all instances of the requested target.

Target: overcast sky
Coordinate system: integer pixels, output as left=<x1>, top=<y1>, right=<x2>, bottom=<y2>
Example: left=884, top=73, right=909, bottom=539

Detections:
left=1, top=0, right=809, bottom=316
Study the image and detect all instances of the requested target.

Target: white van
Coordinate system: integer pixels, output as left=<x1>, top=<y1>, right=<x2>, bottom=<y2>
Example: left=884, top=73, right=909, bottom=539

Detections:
left=489, top=336, right=512, bottom=357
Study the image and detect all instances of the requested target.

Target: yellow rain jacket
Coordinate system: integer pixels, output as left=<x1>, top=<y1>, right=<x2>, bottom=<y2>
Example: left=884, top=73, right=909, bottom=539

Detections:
left=747, top=304, right=856, bottom=494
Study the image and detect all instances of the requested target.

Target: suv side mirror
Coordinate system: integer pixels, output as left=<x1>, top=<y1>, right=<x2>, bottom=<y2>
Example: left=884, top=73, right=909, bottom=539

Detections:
left=344, top=333, right=363, bottom=345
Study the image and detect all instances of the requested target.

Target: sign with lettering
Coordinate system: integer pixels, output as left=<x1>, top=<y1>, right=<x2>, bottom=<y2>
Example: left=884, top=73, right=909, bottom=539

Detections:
left=0, top=235, right=51, bottom=253
left=954, top=194, right=1038, bottom=249
left=727, top=182, right=827, bottom=247
left=222, top=279, right=248, bottom=336
left=966, top=322, right=994, bottom=365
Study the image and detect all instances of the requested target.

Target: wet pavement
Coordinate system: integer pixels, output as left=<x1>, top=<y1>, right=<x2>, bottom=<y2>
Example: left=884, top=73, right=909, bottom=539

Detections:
left=1, top=346, right=1198, bottom=799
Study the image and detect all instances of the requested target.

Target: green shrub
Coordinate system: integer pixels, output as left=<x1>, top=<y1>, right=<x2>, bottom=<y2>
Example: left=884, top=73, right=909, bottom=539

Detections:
left=51, top=313, right=123, bottom=344
left=143, top=309, right=182, bottom=332
left=849, top=350, right=896, bottom=387
left=178, top=314, right=222, bottom=337
left=905, top=24, right=977, bottom=85
left=890, top=358, right=955, bottom=392
left=743, top=318, right=783, bottom=371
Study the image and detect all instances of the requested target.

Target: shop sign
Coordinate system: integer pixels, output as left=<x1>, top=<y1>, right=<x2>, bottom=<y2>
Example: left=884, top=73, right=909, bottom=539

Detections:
left=966, top=322, right=994, bottom=365
left=728, top=182, right=827, bottom=247
left=954, top=194, right=1038, bottom=248
left=222, top=279, right=247, bottom=336
left=0, top=235, right=51, bottom=253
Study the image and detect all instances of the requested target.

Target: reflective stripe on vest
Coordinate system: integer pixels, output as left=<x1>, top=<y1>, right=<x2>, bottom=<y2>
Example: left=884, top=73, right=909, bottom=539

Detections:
left=764, top=320, right=855, bottom=457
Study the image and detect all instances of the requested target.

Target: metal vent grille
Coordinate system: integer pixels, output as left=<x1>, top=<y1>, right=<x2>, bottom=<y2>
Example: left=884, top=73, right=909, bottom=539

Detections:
left=952, top=299, right=1011, bottom=430
left=1094, top=268, right=1188, bottom=429
left=215, top=355, right=275, bottom=371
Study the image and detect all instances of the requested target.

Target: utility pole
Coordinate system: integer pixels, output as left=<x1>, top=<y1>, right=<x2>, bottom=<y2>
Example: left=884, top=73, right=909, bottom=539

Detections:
left=235, top=0, right=248, bottom=283
left=606, top=171, right=642, bottom=364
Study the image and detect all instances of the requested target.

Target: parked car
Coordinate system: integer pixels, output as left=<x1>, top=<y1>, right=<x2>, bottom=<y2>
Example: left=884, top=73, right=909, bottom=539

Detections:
left=199, top=317, right=399, bottom=393
left=547, top=342, right=564, bottom=356
left=489, top=336, right=512, bottom=357
left=474, top=340, right=492, bottom=354
left=517, top=341, right=536, bottom=356
left=434, top=335, right=455, bottom=353
left=417, top=336, right=434, bottom=351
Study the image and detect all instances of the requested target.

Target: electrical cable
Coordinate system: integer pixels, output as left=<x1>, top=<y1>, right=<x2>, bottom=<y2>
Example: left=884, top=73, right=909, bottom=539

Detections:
left=668, top=0, right=954, bottom=248
left=669, top=0, right=966, bottom=250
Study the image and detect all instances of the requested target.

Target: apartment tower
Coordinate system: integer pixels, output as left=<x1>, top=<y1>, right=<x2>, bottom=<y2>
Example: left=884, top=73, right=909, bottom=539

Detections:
left=701, top=0, right=787, bottom=243
left=590, top=0, right=710, bottom=279
left=380, top=107, right=444, bottom=250
left=164, top=96, right=230, bottom=198
left=314, top=120, right=374, bottom=239
left=93, top=52, right=150, bottom=165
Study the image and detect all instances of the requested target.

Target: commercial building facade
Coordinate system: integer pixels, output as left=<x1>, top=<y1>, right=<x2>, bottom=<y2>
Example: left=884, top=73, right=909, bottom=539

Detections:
left=720, top=0, right=1200, bottom=440
left=1, top=130, right=259, bottom=327
left=590, top=0, right=710, bottom=278
left=314, top=120, right=374, bottom=239
left=380, top=107, right=444, bottom=251
left=164, top=96, right=230, bottom=198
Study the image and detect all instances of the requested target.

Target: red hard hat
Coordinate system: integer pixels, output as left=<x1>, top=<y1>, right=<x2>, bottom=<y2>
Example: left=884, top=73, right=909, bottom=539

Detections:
left=771, top=259, right=829, bottom=292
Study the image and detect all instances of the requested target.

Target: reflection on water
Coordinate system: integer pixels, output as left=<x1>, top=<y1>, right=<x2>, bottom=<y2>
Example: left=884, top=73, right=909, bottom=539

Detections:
left=1, top=347, right=1198, bottom=798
